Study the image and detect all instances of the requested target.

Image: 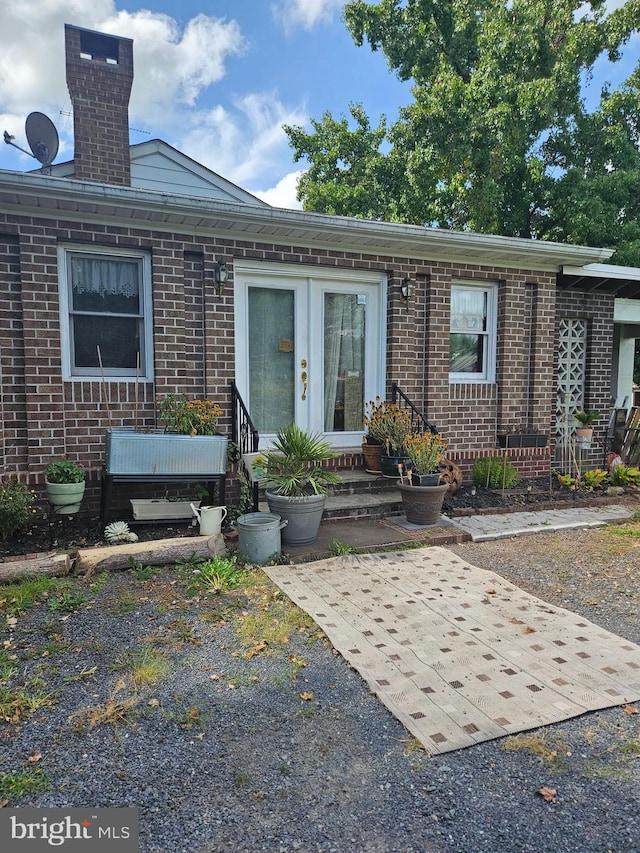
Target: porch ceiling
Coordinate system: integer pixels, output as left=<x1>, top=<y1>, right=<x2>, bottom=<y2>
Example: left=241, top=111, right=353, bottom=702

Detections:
left=0, top=170, right=613, bottom=271
left=560, top=264, right=640, bottom=299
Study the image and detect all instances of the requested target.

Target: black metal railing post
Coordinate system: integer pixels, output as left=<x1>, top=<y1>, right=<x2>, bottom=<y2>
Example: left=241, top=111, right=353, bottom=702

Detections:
left=231, top=382, right=260, bottom=511
left=391, top=383, right=437, bottom=434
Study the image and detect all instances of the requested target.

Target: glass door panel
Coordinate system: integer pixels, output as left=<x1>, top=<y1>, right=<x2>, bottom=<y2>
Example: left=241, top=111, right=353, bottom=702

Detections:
left=323, top=293, right=365, bottom=432
left=248, top=286, right=295, bottom=433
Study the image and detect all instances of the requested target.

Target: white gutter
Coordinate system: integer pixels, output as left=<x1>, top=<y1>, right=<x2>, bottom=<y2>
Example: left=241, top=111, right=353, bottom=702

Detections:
left=0, top=169, right=614, bottom=270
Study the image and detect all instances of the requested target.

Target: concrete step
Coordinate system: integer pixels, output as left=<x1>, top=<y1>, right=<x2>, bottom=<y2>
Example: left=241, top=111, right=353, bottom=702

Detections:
left=258, top=469, right=404, bottom=521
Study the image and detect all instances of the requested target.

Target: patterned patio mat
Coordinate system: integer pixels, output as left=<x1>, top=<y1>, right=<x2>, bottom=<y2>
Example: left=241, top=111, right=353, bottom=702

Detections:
left=264, top=547, right=640, bottom=755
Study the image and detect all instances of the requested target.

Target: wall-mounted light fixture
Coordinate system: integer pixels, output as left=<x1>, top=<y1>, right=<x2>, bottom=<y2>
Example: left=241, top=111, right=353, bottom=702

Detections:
left=401, top=278, right=415, bottom=300
left=214, top=257, right=229, bottom=294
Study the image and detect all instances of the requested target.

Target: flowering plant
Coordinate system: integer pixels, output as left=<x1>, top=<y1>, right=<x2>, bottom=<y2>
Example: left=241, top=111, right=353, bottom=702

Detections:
left=403, top=432, right=447, bottom=474
left=44, top=458, right=86, bottom=484
left=363, top=399, right=413, bottom=453
left=157, top=394, right=223, bottom=436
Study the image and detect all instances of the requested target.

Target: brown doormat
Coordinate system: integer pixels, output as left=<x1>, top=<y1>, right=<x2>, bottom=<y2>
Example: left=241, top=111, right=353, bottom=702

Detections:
left=264, top=547, right=640, bottom=755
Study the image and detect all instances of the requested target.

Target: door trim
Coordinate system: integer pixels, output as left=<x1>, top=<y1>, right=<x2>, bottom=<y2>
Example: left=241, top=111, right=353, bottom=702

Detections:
left=234, top=261, right=387, bottom=448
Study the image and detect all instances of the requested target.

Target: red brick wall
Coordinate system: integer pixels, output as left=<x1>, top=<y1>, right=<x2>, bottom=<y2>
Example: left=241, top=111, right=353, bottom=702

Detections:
left=65, top=25, right=133, bottom=186
left=0, top=210, right=611, bottom=510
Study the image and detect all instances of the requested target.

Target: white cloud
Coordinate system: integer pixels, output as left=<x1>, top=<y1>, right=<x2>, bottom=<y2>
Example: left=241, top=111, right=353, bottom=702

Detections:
left=178, top=91, right=307, bottom=190
left=0, top=1, right=308, bottom=196
left=253, top=170, right=304, bottom=208
left=0, top=2, right=245, bottom=151
left=272, top=0, right=345, bottom=31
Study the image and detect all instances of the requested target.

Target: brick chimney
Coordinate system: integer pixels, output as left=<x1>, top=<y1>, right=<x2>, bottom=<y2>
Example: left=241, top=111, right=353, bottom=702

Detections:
left=65, top=24, right=134, bottom=186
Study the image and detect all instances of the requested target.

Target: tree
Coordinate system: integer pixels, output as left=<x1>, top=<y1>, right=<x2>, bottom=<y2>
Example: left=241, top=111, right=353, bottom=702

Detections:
left=285, top=0, right=640, bottom=262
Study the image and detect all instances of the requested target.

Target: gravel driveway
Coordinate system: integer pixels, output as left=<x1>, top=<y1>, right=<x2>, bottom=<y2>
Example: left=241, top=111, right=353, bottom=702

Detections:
left=1, top=524, right=639, bottom=853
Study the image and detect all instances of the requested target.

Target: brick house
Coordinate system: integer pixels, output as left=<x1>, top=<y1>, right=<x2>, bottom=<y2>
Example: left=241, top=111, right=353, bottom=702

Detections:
left=1, top=24, right=634, bottom=516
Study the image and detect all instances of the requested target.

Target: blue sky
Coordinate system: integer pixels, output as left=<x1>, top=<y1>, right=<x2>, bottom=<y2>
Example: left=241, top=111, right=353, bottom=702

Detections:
left=1, top=1, right=637, bottom=208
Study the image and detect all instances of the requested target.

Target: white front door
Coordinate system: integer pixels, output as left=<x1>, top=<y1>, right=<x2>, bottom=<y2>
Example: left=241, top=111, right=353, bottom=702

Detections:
left=234, top=262, right=386, bottom=448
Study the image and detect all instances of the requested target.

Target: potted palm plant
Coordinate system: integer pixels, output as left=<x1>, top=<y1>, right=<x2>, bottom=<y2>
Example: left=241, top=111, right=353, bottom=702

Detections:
left=45, top=458, right=86, bottom=514
left=257, top=423, right=342, bottom=546
left=397, top=431, right=449, bottom=524
left=574, top=409, right=601, bottom=449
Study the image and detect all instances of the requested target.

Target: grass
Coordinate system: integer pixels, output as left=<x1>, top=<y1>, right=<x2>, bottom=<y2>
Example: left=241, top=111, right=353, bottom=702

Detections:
left=70, top=692, right=140, bottom=734
left=182, top=556, right=249, bottom=597
left=112, top=647, right=170, bottom=689
left=0, top=768, right=49, bottom=800
left=235, top=573, right=319, bottom=650
left=0, top=577, right=71, bottom=616
left=0, top=685, right=57, bottom=725
left=503, top=731, right=572, bottom=766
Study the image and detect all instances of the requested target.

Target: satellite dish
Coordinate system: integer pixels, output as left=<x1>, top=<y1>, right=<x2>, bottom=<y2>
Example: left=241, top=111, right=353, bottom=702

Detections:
left=25, top=112, right=59, bottom=167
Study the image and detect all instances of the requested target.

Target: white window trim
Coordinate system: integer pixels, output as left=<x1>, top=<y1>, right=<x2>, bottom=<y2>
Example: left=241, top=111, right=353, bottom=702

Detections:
left=449, top=281, right=497, bottom=383
left=58, top=245, right=154, bottom=382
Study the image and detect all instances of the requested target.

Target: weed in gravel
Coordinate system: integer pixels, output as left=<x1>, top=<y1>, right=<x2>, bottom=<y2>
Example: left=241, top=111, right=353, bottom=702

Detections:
left=0, top=685, right=57, bottom=725
left=235, top=573, right=318, bottom=651
left=47, top=591, right=86, bottom=613
left=503, top=731, right=572, bottom=766
left=112, top=648, right=170, bottom=689
left=0, top=767, right=49, bottom=800
left=328, top=539, right=356, bottom=556
left=0, top=647, right=18, bottom=682
left=70, top=693, right=139, bottom=734
left=182, top=556, right=249, bottom=597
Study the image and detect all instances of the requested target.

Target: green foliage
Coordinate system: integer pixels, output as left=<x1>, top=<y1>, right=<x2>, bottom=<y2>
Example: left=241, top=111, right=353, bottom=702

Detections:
left=257, top=423, right=342, bottom=497
left=582, top=468, right=608, bottom=490
left=608, top=464, right=640, bottom=487
left=328, top=539, right=356, bottom=556
left=0, top=479, right=37, bottom=540
left=472, top=456, right=520, bottom=489
left=574, top=410, right=601, bottom=427
left=183, top=556, right=248, bottom=597
left=0, top=768, right=49, bottom=800
left=403, top=431, right=447, bottom=474
left=44, top=458, right=85, bottom=483
left=286, top=0, right=640, bottom=264
left=156, top=394, right=222, bottom=436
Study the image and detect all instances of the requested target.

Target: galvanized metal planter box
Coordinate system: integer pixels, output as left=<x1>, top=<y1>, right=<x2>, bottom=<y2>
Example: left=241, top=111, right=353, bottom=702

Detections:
left=105, top=430, right=228, bottom=475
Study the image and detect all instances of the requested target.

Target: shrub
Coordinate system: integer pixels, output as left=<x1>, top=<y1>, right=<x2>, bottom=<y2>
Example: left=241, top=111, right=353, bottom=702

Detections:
left=0, top=480, right=37, bottom=540
left=472, top=457, right=520, bottom=489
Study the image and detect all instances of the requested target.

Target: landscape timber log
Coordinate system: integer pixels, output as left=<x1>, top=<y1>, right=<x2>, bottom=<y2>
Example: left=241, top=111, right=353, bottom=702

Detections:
left=75, top=535, right=227, bottom=577
left=0, top=553, right=71, bottom=584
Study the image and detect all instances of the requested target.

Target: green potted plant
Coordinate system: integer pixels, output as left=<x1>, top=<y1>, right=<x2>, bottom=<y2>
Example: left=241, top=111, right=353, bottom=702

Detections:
left=397, top=431, right=450, bottom=524
left=574, top=410, right=601, bottom=449
left=257, top=423, right=342, bottom=546
left=45, top=458, right=86, bottom=514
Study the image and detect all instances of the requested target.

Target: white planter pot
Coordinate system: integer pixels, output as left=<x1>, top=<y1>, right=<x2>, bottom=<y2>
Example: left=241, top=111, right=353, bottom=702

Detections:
left=130, top=499, right=199, bottom=521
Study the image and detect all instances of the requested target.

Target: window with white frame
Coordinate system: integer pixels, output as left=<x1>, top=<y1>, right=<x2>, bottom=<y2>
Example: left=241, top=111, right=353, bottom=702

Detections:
left=59, top=247, right=153, bottom=380
left=449, top=282, right=497, bottom=382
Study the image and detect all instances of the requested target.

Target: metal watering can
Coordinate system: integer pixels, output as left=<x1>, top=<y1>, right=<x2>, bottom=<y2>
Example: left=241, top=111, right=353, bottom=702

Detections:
left=190, top=504, right=227, bottom=536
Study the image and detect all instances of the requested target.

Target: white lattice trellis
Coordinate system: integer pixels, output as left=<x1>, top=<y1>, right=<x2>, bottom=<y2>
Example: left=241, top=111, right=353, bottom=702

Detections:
left=555, top=318, right=586, bottom=462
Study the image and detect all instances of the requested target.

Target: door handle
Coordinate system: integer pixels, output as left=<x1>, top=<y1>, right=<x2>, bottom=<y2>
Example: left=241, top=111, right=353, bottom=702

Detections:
left=301, top=359, right=308, bottom=400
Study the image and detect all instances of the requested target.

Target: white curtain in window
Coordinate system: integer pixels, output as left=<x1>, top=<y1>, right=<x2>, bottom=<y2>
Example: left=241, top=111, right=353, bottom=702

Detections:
left=71, top=257, right=139, bottom=298
left=324, top=294, right=364, bottom=431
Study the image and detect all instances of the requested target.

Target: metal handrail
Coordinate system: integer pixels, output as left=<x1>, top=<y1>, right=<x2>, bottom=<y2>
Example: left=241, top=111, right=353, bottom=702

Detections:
left=231, top=382, right=260, bottom=511
left=391, top=383, right=438, bottom=434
